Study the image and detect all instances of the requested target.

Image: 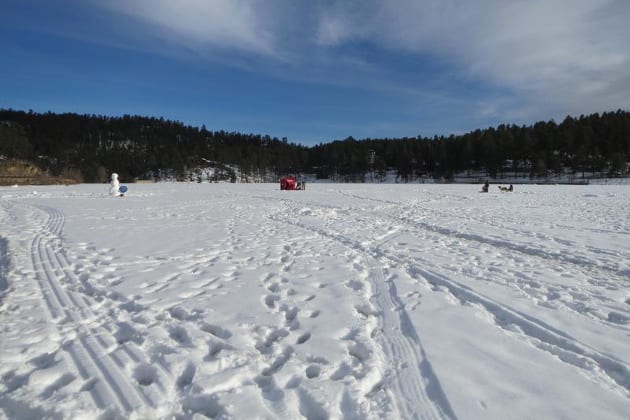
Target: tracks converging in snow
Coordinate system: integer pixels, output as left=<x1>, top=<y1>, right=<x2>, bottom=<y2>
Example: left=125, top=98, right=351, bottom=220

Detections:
left=358, top=204, right=630, bottom=330
left=16, top=204, right=176, bottom=415
left=376, top=195, right=628, bottom=393
left=270, top=199, right=457, bottom=419
left=270, top=189, right=630, bottom=414
left=1, top=183, right=629, bottom=419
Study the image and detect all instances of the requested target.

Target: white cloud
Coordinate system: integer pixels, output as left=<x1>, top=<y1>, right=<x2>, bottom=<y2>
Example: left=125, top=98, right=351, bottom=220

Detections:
left=317, top=0, right=630, bottom=118
left=99, top=0, right=630, bottom=121
left=102, top=0, right=277, bottom=56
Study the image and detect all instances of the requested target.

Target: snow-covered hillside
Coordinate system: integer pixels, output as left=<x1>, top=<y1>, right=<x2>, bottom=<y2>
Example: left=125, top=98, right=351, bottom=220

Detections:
left=1, top=183, right=629, bottom=419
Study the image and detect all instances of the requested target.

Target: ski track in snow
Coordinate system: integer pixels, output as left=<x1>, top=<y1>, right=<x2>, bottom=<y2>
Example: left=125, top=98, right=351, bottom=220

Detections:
left=366, top=256, right=455, bottom=419
left=1, top=184, right=629, bottom=419
left=270, top=199, right=455, bottom=419
left=271, top=191, right=630, bottom=405
left=380, top=197, right=629, bottom=329
left=29, top=204, right=176, bottom=414
left=352, top=196, right=629, bottom=328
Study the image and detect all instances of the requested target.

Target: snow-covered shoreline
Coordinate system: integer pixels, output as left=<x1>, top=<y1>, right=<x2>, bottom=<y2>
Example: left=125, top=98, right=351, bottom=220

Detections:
left=1, top=183, right=629, bottom=419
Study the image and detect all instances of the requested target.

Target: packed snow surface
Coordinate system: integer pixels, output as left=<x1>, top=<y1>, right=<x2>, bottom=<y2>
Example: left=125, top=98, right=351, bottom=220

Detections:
left=1, top=183, right=629, bottom=419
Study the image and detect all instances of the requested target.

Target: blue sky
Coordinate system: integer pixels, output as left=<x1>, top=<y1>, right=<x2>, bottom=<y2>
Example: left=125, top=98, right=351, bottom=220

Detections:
left=2, top=0, right=629, bottom=145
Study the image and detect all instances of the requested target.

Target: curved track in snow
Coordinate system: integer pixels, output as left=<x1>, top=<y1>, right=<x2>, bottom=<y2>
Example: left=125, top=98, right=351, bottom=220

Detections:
left=2, top=183, right=628, bottom=419
left=271, top=197, right=457, bottom=419
left=23, top=204, right=176, bottom=416
left=268, top=190, right=630, bottom=409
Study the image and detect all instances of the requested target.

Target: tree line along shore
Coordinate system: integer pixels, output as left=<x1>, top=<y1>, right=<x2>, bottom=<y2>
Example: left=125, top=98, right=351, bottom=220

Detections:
left=1, top=109, right=629, bottom=184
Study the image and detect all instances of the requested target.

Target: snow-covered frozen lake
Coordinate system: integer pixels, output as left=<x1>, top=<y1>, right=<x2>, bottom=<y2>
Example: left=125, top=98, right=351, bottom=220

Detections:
left=1, top=183, right=629, bottom=419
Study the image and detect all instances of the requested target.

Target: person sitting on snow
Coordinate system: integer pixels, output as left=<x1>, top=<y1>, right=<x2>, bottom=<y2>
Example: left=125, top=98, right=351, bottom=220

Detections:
left=481, top=181, right=489, bottom=193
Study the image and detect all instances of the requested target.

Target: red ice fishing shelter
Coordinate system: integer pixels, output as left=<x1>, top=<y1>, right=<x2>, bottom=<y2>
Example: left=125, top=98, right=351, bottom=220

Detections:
left=280, top=176, right=297, bottom=190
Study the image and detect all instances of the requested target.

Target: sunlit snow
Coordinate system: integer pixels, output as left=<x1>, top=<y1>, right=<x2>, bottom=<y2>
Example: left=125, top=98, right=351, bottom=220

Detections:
left=1, top=183, right=629, bottom=419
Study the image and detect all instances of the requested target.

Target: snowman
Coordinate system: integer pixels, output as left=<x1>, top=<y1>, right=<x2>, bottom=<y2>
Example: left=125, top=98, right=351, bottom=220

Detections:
left=109, top=173, right=121, bottom=196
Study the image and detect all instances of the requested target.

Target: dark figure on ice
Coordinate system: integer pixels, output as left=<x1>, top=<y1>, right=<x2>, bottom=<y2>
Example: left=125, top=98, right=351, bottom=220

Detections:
left=481, top=181, right=489, bottom=193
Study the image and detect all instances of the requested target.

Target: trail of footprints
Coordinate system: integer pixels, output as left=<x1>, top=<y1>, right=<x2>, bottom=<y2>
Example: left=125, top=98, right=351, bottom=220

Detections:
left=256, top=213, right=410, bottom=419
left=272, top=200, right=457, bottom=418
left=321, top=192, right=628, bottom=336
left=8, top=205, right=235, bottom=417
left=382, top=201, right=629, bottom=326
left=259, top=208, right=444, bottom=419
left=275, top=195, right=630, bottom=416
left=17, top=193, right=627, bottom=417
left=254, top=242, right=328, bottom=418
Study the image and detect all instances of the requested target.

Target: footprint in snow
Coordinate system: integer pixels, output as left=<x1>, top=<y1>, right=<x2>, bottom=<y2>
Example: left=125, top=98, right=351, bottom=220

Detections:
left=168, top=325, right=192, bottom=346
left=296, top=332, right=311, bottom=345
left=134, top=364, right=157, bottom=387
left=200, top=322, right=232, bottom=339
left=305, top=365, right=321, bottom=379
left=176, top=361, right=196, bottom=390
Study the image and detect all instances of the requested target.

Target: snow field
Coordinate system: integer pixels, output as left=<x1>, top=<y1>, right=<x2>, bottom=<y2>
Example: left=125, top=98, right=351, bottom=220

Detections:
left=0, top=183, right=629, bottom=419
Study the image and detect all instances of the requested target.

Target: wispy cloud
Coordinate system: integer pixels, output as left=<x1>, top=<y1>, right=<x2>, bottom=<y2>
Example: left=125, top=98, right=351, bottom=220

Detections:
left=309, top=0, right=630, bottom=117
left=96, top=0, right=630, bottom=123
left=100, top=0, right=278, bottom=56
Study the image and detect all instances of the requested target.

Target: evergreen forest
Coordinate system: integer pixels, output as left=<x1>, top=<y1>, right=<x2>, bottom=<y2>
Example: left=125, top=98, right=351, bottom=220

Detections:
left=1, top=109, right=629, bottom=183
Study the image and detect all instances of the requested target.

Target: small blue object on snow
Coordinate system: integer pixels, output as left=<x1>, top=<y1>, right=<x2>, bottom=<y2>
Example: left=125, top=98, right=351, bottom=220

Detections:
left=120, top=185, right=128, bottom=193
